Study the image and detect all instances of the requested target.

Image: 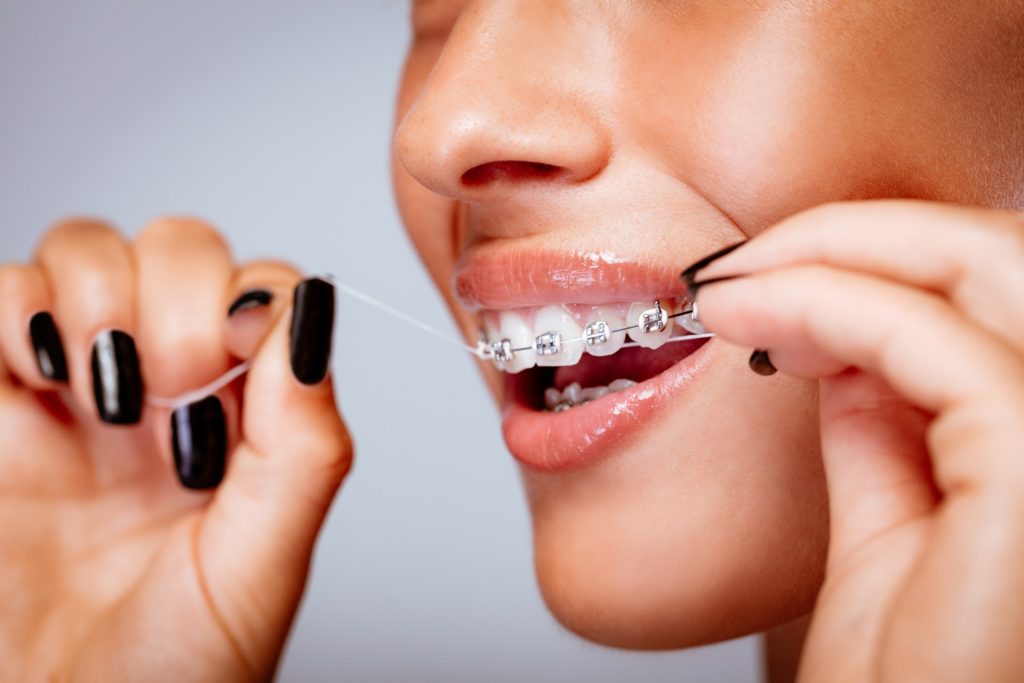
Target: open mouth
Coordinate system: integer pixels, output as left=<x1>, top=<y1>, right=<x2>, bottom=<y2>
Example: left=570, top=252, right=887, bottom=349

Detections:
left=516, top=338, right=710, bottom=412
left=479, top=298, right=715, bottom=471
left=454, top=247, right=724, bottom=471
left=478, top=297, right=709, bottom=413
left=499, top=331, right=715, bottom=471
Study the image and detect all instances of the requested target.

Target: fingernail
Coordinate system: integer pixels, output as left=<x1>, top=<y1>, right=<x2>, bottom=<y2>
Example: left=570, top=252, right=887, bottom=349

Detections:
left=228, top=288, right=273, bottom=316
left=290, top=278, right=335, bottom=385
left=29, top=312, right=69, bottom=382
left=91, top=330, right=144, bottom=425
left=172, top=396, right=227, bottom=490
left=681, top=242, right=747, bottom=298
left=748, top=349, right=777, bottom=376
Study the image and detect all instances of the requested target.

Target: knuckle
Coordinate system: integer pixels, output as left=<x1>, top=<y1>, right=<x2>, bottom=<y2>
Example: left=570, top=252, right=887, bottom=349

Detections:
left=989, top=213, right=1024, bottom=263
left=299, top=412, right=354, bottom=481
left=0, top=264, right=34, bottom=296
left=962, top=211, right=1024, bottom=283
left=135, top=216, right=230, bottom=253
left=242, top=259, right=303, bottom=281
left=234, top=259, right=304, bottom=291
left=36, top=217, right=121, bottom=256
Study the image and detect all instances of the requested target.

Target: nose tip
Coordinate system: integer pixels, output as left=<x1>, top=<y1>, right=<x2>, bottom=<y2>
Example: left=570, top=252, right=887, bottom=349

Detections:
left=396, top=96, right=611, bottom=199
left=394, top=6, right=614, bottom=202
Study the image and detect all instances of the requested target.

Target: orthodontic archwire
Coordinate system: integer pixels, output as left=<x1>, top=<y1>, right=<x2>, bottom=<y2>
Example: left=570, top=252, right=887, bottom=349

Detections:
left=147, top=275, right=715, bottom=410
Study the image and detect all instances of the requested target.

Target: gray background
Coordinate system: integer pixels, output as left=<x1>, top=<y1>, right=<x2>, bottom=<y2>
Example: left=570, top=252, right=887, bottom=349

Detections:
left=0, top=2, right=758, bottom=681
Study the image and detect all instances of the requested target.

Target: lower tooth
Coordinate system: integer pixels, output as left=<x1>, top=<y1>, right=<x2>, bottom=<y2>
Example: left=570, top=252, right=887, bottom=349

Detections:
left=544, top=387, right=562, bottom=410
left=608, top=378, right=637, bottom=393
left=563, top=382, right=582, bottom=405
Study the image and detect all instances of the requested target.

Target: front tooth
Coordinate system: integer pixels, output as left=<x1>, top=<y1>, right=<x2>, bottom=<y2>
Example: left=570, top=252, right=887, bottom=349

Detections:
left=498, top=311, right=535, bottom=373
left=583, top=306, right=626, bottom=357
left=627, top=300, right=674, bottom=349
left=563, top=381, right=582, bottom=405
left=483, top=318, right=505, bottom=369
left=677, top=301, right=706, bottom=334
left=533, top=305, right=584, bottom=367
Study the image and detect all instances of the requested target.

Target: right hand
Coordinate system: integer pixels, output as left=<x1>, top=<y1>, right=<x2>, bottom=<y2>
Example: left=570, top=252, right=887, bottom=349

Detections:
left=0, top=217, right=352, bottom=681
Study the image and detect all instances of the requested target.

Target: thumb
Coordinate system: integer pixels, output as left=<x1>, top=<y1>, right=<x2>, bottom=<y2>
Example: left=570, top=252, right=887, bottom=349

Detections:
left=817, top=369, right=934, bottom=565
left=200, top=276, right=352, bottom=673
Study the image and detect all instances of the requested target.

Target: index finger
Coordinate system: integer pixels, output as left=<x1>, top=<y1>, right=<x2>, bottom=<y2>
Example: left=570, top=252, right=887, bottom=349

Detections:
left=695, top=265, right=1024, bottom=488
left=697, top=200, right=1024, bottom=353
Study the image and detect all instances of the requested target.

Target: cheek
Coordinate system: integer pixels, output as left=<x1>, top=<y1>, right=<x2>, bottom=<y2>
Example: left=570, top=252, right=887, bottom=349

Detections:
left=621, top=4, right=1014, bottom=233
left=629, top=28, right=886, bottom=232
left=524, top=346, right=828, bottom=648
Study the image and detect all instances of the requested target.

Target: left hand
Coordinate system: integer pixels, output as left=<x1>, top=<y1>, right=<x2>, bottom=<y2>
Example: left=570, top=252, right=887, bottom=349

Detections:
left=687, top=200, right=1024, bottom=682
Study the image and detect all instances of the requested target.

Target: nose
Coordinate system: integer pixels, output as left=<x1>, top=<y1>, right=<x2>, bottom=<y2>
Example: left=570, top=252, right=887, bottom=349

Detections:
left=395, top=1, right=612, bottom=201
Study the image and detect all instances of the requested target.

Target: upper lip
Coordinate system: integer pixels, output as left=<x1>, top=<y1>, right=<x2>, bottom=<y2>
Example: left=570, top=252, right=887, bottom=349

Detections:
left=452, top=245, right=690, bottom=311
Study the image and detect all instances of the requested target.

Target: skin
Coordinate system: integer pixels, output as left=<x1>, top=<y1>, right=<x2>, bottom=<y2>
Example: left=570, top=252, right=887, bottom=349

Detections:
left=0, top=1, right=1021, bottom=680
left=392, top=0, right=1024, bottom=651
left=0, top=220, right=352, bottom=681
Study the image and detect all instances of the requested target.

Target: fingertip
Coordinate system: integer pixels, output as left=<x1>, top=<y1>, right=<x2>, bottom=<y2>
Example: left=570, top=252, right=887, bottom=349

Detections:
left=224, top=289, right=280, bottom=360
left=0, top=265, right=69, bottom=389
left=171, top=395, right=229, bottom=490
left=224, top=261, right=304, bottom=361
left=240, top=278, right=345, bottom=464
left=227, top=289, right=274, bottom=317
left=748, top=349, right=778, bottom=376
left=90, top=329, right=145, bottom=425
left=289, top=278, right=335, bottom=386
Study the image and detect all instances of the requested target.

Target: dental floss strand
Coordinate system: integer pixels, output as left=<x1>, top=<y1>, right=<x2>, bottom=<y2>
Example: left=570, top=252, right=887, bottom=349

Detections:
left=146, top=276, right=714, bottom=410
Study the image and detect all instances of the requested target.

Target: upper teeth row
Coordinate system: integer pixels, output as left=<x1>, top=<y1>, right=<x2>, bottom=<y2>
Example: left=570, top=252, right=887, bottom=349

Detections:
left=477, top=300, right=706, bottom=372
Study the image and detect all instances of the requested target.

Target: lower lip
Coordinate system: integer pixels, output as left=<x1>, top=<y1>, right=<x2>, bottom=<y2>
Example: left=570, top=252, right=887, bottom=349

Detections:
left=501, top=339, right=718, bottom=471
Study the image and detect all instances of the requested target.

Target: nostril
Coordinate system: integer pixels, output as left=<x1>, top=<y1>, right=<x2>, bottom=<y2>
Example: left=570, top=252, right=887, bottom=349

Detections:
left=461, top=161, right=565, bottom=187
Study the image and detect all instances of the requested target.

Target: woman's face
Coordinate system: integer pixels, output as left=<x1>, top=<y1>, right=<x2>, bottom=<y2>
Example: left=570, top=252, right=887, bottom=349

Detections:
left=391, top=0, right=1023, bottom=647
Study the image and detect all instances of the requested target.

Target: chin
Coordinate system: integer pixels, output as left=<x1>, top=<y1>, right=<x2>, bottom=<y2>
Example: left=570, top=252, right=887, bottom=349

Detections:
left=532, top=521, right=825, bottom=650
left=518, top=357, right=829, bottom=649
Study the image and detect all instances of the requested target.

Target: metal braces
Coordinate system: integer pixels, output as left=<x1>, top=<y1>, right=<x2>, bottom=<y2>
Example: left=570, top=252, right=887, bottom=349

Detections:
left=478, top=300, right=710, bottom=365
left=148, top=279, right=716, bottom=410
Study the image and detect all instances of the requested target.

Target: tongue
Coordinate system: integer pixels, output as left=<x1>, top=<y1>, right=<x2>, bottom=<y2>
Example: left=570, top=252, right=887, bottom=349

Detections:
left=553, top=339, right=707, bottom=391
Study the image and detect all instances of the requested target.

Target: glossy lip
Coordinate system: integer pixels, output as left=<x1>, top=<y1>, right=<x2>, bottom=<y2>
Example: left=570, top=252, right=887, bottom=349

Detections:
left=453, top=246, right=690, bottom=311
left=501, top=337, right=717, bottom=471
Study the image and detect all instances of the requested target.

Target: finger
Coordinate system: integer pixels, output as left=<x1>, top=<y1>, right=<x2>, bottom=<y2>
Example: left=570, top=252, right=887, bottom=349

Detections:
left=197, top=278, right=350, bottom=671
left=224, top=260, right=303, bottom=360
left=0, top=264, right=70, bottom=389
left=700, top=255, right=1024, bottom=681
left=133, top=217, right=238, bottom=487
left=696, top=265, right=1024, bottom=491
left=696, top=200, right=1024, bottom=353
left=154, top=388, right=241, bottom=492
left=817, top=370, right=936, bottom=564
left=35, top=219, right=143, bottom=426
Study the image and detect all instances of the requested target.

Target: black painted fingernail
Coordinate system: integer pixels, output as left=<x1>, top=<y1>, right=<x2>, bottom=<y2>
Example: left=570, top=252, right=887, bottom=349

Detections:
left=29, top=312, right=69, bottom=382
left=688, top=274, right=747, bottom=299
left=681, top=242, right=747, bottom=297
left=749, top=349, right=777, bottom=376
left=228, top=288, right=273, bottom=316
left=290, top=278, right=335, bottom=385
left=172, top=396, right=227, bottom=490
left=91, top=330, right=144, bottom=425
